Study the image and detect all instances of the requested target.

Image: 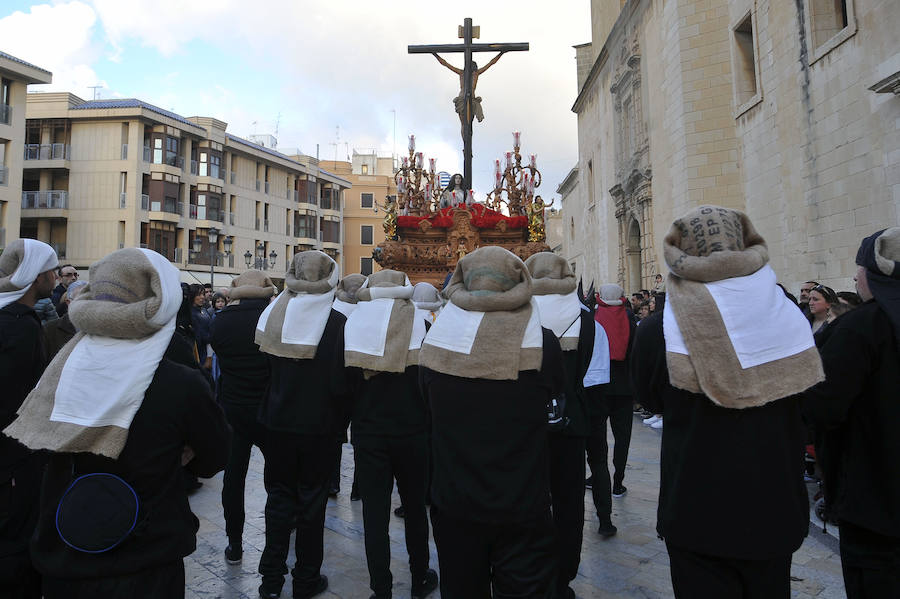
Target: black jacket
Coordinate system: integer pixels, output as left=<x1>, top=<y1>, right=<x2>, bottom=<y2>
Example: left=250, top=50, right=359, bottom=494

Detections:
left=210, top=299, right=270, bottom=406
left=0, top=302, right=48, bottom=473
left=30, top=353, right=229, bottom=580
left=260, top=309, right=350, bottom=437
left=802, top=300, right=900, bottom=539
left=421, top=329, right=564, bottom=524
left=349, top=365, right=426, bottom=440
left=631, top=312, right=809, bottom=559
left=556, top=309, right=597, bottom=438
left=190, top=305, right=212, bottom=363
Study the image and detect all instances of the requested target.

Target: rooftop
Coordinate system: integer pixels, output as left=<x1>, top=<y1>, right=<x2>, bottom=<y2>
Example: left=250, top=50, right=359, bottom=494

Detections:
left=0, top=50, right=52, bottom=75
left=71, top=98, right=203, bottom=129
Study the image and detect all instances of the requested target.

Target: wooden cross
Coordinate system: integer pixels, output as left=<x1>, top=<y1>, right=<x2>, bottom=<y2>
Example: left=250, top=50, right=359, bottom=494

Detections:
left=409, top=18, right=528, bottom=191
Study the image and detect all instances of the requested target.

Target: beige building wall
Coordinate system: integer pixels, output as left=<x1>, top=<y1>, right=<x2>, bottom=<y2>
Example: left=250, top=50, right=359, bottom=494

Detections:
left=22, top=93, right=349, bottom=283
left=0, top=51, right=51, bottom=250
left=567, top=0, right=899, bottom=295
left=321, top=150, right=397, bottom=277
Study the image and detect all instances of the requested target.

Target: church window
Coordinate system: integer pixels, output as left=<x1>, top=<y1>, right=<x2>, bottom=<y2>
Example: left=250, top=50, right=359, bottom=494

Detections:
left=804, top=0, right=857, bottom=63
left=731, top=11, right=762, bottom=116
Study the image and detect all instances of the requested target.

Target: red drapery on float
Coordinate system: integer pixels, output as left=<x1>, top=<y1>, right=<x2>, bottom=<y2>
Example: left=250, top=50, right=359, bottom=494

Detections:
left=397, top=204, right=527, bottom=230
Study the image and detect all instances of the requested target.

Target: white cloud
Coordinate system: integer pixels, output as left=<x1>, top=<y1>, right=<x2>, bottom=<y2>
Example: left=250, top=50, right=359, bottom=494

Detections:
left=0, top=2, right=106, bottom=99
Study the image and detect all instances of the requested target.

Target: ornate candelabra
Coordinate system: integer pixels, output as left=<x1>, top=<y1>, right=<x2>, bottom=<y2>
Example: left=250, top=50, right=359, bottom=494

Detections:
left=485, top=131, right=550, bottom=241
left=393, top=135, right=441, bottom=217
left=485, top=131, right=543, bottom=216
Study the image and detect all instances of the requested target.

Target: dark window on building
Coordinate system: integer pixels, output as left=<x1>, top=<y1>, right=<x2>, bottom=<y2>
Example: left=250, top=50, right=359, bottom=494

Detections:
left=361, top=192, right=374, bottom=208
left=360, top=257, right=373, bottom=276
left=361, top=225, right=373, bottom=245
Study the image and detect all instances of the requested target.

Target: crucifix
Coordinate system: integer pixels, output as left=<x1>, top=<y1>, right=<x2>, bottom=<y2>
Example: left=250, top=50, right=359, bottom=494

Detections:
left=409, top=18, right=528, bottom=191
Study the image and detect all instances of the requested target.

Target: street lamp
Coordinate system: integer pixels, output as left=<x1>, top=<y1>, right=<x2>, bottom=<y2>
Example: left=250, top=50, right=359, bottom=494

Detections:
left=269, top=250, right=278, bottom=269
left=207, top=227, right=219, bottom=286
left=243, top=250, right=252, bottom=268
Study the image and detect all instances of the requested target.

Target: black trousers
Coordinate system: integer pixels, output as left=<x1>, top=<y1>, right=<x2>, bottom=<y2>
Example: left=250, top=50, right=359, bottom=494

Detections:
left=0, top=453, right=43, bottom=599
left=258, top=430, right=335, bottom=594
left=328, top=440, right=343, bottom=492
left=666, top=543, right=791, bottom=599
left=548, top=434, right=585, bottom=592
left=354, top=433, right=430, bottom=596
left=839, top=520, right=900, bottom=599
left=431, top=504, right=555, bottom=599
left=586, top=393, right=633, bottom=519
left=42, top=559, right=184, bottom=599
left=221, top=402, right=266, bottom=543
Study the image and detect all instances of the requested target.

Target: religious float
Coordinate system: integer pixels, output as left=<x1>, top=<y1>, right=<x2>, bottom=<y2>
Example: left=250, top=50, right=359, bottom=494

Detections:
left=373, top=133, right=550, bottom=287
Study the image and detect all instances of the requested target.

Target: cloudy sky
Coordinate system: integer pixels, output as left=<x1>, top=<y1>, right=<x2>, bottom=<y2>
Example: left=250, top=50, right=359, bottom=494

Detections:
left=1, top=0, right=590, bottom=198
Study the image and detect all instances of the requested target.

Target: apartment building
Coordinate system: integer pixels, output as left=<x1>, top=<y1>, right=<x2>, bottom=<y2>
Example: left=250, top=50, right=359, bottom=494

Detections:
left=320, top=149, right=397, bottom=276
left=22, top=92, right=350, bottom=284
left=0, top=51, right=52, bottom=250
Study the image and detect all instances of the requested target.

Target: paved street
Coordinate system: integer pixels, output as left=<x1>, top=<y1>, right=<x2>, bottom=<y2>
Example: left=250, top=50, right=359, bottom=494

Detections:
left=186, top=415, right=846, bottom=598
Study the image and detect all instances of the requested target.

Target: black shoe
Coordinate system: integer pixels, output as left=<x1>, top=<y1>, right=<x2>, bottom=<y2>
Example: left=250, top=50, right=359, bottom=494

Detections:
left=411, top=568, right=439, bottom=599
left=612, top=484, right=627, bottom=498
left=258, top=587, right=280, bottom=599
left=293, top=574, right=328, bottom=599
left=584, top=476, right=594, bottom=489
left=224, top=542, right=242, bottom=565
left=598, top=521, right=618, bottom=538
left=394, top=506, right=405, bottom=518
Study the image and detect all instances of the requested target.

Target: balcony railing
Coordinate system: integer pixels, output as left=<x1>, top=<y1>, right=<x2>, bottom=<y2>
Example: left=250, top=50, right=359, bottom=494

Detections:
left=255, top=180, right=261, bottom=192
left=190, top=159, right=198, bottom=175
left=227, top=212, right=235, bottom=225
left=143, top=146, right=151, bottom=162
left=264, top=182, right=270, bottom=194
left=119, top=192, right=127, bottom=208
left=230, top=172, right=236, bottom=185
left=121, top=144, right=128, bottom=160
left=149, top=198, right=182, bottom=215
left=24, top=143, right=70, bottom=161
left=189, top=205, right=225, bottom=222
left=0, top=104, right=10, bottom=125
left=140, top=193, right=149, bottom=210
left=165, top=153, right=184, bottom=169
left=292, top=190, right=299, bottom=202
left=263, top=219, right=270, bottom=232
left=22, top=190, right=69, bottom=209
left=0, top=166, right=7, bottom=186
left=255, top=217, right=260, bottom=230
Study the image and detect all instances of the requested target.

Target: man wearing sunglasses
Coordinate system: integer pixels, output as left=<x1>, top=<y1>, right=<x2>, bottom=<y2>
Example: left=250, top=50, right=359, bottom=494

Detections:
left=50, top=264, right=78, bottom=316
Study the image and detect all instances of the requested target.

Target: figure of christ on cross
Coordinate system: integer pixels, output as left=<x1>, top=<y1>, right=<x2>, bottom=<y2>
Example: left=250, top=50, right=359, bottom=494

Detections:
left=431, top=51, right=507, bottom=136
left=409, top=18, right=528, bottom=190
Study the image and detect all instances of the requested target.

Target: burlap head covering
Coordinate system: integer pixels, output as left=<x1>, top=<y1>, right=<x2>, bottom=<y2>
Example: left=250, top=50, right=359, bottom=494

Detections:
left=662, top=205, right=823, bottom=408
left=255, top=251, right=339, bottom=359
left=412, top=282, right=442, bottom=312
left=856, top=228, right=900, bottom=342
left=344, top=269, right=421, bottom=374
left=336, top=274, right=367, bottom=303
left=0, top=239, right=59, bottom=310
left=664, top=205, right=768, bottom=283
left=525, top=252, right=577, bottom=296
left=5, top=248, right=181, bottom=458
left=598, top=283, right=624, bottom=306
left=421, top=247, right=542, bottom=380
left=229, top=269, right=276, bottom=302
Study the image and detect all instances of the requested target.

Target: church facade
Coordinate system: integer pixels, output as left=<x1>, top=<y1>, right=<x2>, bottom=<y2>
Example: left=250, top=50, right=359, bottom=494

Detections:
left=565, top=0, right=899, bottom=293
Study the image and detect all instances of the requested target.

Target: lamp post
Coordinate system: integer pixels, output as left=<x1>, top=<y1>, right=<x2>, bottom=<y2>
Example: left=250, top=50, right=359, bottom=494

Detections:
left=207, top=227, right=219, bottom=286
left=244, top=242, right=277, bottom=270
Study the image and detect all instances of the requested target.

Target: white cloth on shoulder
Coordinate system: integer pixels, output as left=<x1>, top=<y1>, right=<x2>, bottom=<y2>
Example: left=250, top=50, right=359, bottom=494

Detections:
left=532, top=290, right=582, bottom=342
left=423, top=298, right=543, bottom=355
left=50, top=248, right=181, bottom=429
left=663, top=264, right=815, bottom=369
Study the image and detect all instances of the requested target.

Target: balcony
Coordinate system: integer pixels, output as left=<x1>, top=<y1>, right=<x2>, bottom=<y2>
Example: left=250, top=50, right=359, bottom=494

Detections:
left=0, top=166, right=7, bottom=186
left=121, top=144, right=128, bottom=160
left=120, top=192, right=127, bottom=208
left=0, top=104, right=9, bottom=125
left=165, top=154, right=184, bottom=169
left=190, top=159, right=198, bottom=175
left=22, top=190, right=68, bottom=210
left=140, top=194, right=149, bottom=210
left=263, top=219, right=269, bottom=232
left=230, top=172, right=236, bottom=185
left=255, top=180, right=261, bottom=192
left=143, top=146, right=151, bottom=162
left=227, top=212, right=235, bottom=225
left=188, top=204, right=225, bottom=222
left=264, top=182, right=270, bottom=194
left=149, top=198, right=182, bottom=215
left=292, top=190, right=299, bottom=202
left=24, top=143, right=70, bottom=161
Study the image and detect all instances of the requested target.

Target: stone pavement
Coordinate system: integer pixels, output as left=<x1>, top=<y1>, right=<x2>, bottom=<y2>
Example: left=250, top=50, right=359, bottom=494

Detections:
left=186, top=415, right=846, bottom=598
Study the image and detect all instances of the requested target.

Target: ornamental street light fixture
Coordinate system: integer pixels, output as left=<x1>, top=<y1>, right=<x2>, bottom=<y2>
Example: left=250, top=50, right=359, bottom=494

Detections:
left=207, top=227, right=219, bottom=286
left=243, top=250, right=252, bottom=268
left=269, top=250, right=278, bottom=269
